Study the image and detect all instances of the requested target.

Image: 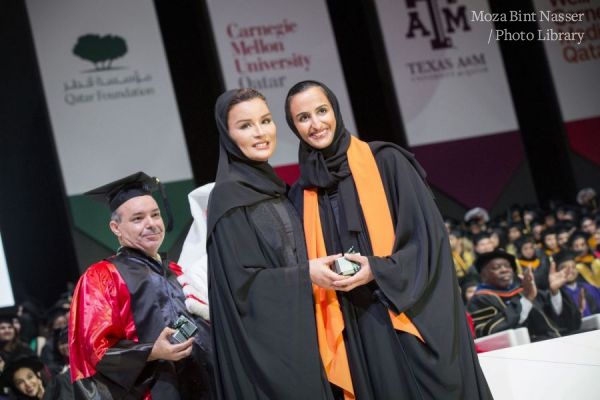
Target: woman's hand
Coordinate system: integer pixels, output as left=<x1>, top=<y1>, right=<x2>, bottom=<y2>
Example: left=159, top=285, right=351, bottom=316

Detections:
left=309, top=254, right=343, bottom=289
left=331, top=253, right=374, bottom=292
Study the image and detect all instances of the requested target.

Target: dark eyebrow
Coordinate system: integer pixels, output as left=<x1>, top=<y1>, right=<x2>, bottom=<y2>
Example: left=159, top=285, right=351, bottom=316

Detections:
left=234, top=112, right=272, bottom=125
left=130, top=208, right=159, bottom=217
left=295, top=104, right=328, bottom=119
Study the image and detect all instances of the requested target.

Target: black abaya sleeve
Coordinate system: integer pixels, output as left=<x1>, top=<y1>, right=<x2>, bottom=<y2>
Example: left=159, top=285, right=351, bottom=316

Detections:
left=356, top=144, right=492, bottom=399
left=366, top=146, right=454, bottom=319
left=539, top=289, right=582, bottom=334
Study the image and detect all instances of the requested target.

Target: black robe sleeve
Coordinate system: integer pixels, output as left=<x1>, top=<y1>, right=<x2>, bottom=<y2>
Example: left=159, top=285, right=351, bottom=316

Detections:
left=366, top=145, right=455, bottom=320
left=208, top=205, right=332, bottom=400
left=93, top=340, right=155, bottom=397
left=467, top=294, right=522, bottom=337
left=539, top=288, right=582, bottom=335
left=359, top=144, right=492, bottom=399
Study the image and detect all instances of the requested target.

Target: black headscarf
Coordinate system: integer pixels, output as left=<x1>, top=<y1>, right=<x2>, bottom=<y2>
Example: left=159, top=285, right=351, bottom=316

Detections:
left=285, top=81, right=427, bottom=230
left=206, top=89, right=286, bottom=236
left=285, top=80, right=352, bottom=190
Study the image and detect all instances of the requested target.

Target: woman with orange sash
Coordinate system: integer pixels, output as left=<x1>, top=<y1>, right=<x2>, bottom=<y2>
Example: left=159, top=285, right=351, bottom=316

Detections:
left=285, top=81, right=492, bottom=400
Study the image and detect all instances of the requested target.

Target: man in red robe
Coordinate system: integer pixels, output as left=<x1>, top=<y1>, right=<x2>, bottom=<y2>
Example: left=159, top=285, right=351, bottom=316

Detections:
left=68, top=172, right=213, bottom=399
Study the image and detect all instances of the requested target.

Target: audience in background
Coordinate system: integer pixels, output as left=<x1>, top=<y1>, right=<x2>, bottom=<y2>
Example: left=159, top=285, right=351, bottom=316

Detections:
left=467, top=249, right=580, bottom=341
left=0, top=309, right=33, bottom=363
left=0, top=354, right=49, bottom=400
left=555, top=251, right=600, bottom=318
left=451, top=194, right=600, bottom=343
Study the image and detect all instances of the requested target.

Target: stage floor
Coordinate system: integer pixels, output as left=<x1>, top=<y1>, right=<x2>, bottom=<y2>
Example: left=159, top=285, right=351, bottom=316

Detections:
left=478, top=330, right=600, bottom=400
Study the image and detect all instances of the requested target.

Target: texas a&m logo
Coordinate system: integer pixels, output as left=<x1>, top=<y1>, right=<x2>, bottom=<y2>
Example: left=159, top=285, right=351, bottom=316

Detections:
left=405, top=0, right=471, bottom=50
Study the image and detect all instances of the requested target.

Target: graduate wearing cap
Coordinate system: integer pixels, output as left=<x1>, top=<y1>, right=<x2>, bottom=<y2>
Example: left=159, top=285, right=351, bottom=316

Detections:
left=0, top=308, right=34, bottom=363
left=40, top=301, right=70, bottom=377
left=569, top=231, right=600, bottom=288
left=540, top=228, right=561, bottom=257
left=467, top=249, right=580, bottom=341
left=68, top=172, right=213, bottom=400
left=514, top=235, right=550, bottom=290
left=0, top=354, right=48, bottom=399
left=554, top=251, right=600, bottom=318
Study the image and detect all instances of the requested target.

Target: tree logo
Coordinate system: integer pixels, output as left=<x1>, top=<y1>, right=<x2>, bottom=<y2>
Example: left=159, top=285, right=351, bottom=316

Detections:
left=72, top=34, right=128, bottom=71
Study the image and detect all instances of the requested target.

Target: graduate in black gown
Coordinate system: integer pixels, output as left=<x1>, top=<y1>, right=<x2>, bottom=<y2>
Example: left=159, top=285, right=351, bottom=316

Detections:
left=206, top=88, right=338, bottom=400
left=69, top=172, right=213, bottom=399
left=285, top=80, right=492, bottom=400
left=468, top=249, right=581, bottom=341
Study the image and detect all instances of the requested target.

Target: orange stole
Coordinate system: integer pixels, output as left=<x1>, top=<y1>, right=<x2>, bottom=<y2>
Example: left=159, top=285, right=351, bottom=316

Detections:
left=517, top=258, right=540, bottom=269
left=304, top=136, right=423, bottom=400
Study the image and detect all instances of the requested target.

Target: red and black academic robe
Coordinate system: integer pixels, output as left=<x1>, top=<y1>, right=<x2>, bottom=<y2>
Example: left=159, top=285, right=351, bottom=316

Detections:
left=69, top=247, right=213, bottom=400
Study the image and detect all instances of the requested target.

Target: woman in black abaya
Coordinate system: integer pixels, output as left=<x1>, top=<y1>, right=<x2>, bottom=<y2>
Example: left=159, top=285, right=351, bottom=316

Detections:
left=206, top=88, right=339, bottom=400
left=285, top=80, right=493, bottom=400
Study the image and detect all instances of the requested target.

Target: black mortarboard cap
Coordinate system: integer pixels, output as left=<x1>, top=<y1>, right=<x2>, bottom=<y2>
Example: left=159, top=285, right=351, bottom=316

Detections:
left=0, top=306, right=17, bottom=324
left=474, top=249, right=517, bottom=274
left=84, top=171, right=174, bottom=231
left=84, top=172, right=157, bottom=211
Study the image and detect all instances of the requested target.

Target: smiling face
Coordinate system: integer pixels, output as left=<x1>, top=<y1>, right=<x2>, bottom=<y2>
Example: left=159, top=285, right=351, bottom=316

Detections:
left=481, top=258, right=514, bottom=289
left=110, top=195, right=165, bottom=258
left=0, top=322, right=15, bottom=342
left=13, top=367, right=44, bottom=399
left=227, top=98, right=276, bottom=162
left=288, top=86, right=337, bottom=150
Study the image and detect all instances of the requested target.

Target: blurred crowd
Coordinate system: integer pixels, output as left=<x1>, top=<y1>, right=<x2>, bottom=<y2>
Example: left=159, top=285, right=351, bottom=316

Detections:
left=0, top=290, right=73, bottom=399
left=450, top=188, right=600, bottom=342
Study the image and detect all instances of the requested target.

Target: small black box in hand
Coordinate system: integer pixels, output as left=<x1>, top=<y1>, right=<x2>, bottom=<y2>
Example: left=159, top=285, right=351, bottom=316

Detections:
left=171, top=315, right=198, bottom=343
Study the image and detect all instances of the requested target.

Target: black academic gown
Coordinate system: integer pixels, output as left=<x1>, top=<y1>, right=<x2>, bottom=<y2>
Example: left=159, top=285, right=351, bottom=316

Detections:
left=291, top=143, right=492, bottom=400
left=70, top=247, right=213, bottom=400
left=207, top=197, right=333, bottom=400
left=468, top=286, right=581, bottom=341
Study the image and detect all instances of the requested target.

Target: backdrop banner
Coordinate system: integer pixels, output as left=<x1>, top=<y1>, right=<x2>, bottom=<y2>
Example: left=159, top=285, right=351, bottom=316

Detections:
left=374, top=0, right=528, bottom=209
left=206, top=0, right=357, bottom=174
left=26, top=0, right=194, bottom=251
left=533, top=0, right=600, bottom=168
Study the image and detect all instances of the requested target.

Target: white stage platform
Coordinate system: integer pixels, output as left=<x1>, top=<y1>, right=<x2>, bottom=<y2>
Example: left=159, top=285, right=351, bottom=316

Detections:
left=478, top=330, right=600, bottom=400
